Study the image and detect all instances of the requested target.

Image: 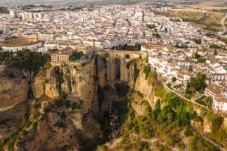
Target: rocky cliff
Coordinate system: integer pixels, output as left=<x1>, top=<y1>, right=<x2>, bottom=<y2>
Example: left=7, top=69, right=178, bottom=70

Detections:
left=0, top=55, right=105, bottom=150
left=0, top=67, right=29, bottom=111
left=127, top=59, right=159, bottom=110
left=0, top=54, right=227, bottom=151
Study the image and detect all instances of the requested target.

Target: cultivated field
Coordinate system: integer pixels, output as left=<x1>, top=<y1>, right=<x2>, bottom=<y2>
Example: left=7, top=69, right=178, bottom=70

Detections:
left=157, top=10, right=227, bottom=32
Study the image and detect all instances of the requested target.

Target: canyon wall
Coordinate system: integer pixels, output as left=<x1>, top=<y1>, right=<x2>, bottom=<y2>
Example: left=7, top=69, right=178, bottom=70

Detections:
left=0, top=68, right=29, bottom=111
left=127, top=59, right=227, bottom=134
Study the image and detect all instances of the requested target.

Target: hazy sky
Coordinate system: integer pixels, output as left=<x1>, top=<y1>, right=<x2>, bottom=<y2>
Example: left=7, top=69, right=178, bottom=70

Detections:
left=0, top=0, right=91, bottom=5
left=1, top=0, right=226, bottom=6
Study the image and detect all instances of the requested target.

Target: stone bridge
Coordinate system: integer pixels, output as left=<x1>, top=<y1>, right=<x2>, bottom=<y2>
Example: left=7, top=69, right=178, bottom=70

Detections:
left=97, top=50, right=147, bottom=87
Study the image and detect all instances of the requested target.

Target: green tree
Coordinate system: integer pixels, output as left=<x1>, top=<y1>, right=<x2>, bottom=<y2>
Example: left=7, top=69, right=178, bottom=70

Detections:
left=69, top=51, right=84, bottom=61
left=8, top=49, right=50, bottom=73
left=210, top=44, right=221, bottom=49
left=197, top=57, right=206, bottom=63
left=194, top=38, right=202, bottom=44
left=116, top=82, right=130, bottom=97
left=143, top=65, right=151, bottom=80
left=155, top=99, right=161, bottom=111
left=186, top=73, right=207, bottom=96
left=172, top=77, right=177, bottom=82
left=184, top=126, right=193, bottom=137
left=192, top=52, right=201, bottom=59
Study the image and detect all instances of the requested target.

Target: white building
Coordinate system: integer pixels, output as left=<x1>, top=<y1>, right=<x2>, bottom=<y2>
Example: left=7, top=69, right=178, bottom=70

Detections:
left=1, top=41, right=43, bottom=52
left=213, top=94, right=227, bottom=112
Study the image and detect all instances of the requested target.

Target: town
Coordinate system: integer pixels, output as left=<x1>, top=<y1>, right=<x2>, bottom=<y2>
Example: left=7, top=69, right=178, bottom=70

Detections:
left=0, top=3, right=227, bottom=115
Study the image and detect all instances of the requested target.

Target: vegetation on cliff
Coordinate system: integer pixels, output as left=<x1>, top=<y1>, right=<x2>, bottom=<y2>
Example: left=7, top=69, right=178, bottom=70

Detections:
left=185, top=73, right=207, bottom=98
left=0, top=103, right=42, bottom=150
left=206, top=111, right=227, bottom=147
left=103, top=80, right=222, bottom=150
left=97, top=63, right=226, bottom=151
left=69, top=51, right=86, bottom=61
left=0, top=50, right=50, bottom=73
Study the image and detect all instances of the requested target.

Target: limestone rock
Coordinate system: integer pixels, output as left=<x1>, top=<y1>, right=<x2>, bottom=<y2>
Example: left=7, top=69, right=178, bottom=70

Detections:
left=127, top=60, right=157, bottom=110
left=33, top=72, right=45, bottom=99
left=0, top=69, right=28, bottom=110
left=44, top=67, right=60, bottom=98
left=203, top=117, right=212, bottom=133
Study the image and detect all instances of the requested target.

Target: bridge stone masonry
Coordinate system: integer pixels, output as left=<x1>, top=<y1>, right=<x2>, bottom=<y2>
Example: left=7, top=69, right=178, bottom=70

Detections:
left=96, top=50, right=147, bottom=87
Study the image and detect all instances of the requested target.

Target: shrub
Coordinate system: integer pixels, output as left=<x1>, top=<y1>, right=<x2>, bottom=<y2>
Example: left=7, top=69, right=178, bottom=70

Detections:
left=143, top=65, right=151, bottom=80
left=126, top=60, right=134, bottom=69
left=172, top=77, right=177, bottom=82
left=134, top=66, right=139, bottom=81
left=210, top=44, right=221, bottom=49
left=60, top=91, right=67, bottom=100
left=184, top=126, right=193, bottom=137
left=116, top=82, right=129, bottom=97
left=188, top=135, right=220, bottom=151
left=207, top=111, right=223, bottom=133
left=136, top=91, right=144, bottom=98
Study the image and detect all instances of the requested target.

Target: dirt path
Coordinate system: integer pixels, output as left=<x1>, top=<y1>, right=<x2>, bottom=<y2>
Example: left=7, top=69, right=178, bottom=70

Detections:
left=221, top=13, right=227, bottom=34
left=202, top=134, right=227, bottom=151
left=181, top=132, right=188, bottom=151
left=192, top=128, right=227, bottom=151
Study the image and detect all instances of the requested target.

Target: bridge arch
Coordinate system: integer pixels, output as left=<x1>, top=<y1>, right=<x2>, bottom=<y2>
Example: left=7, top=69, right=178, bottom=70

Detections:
left=96, top=50, right=147, bottom=87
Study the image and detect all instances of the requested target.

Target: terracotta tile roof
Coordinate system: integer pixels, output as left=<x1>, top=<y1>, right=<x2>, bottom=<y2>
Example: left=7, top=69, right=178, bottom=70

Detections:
left=52, top=47, right=73, bottom=56
left=215, top=95, right=227, bottom=103
left=206, top=84, right=222, bottom=95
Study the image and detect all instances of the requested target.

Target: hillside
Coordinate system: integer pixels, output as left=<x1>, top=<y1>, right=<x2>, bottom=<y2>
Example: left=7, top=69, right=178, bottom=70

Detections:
left=0, top=50, right=226, bottom=150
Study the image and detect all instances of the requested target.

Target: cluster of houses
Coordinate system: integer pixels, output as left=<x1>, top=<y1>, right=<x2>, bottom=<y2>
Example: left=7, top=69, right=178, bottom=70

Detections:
left=50, top=46, right=93, bottom=65
left=0, top=4, right=225, bottom=52
left=143, top=44, right=227, bottom=113
left=0, top=4, right=226, bottom=114
left=205, top=83, right=227, bottom=112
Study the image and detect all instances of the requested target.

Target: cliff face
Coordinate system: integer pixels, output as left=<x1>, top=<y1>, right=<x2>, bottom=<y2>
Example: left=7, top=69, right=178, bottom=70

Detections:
left=127, top=59, right=158, bottom=110
left=127, top=59, right=227, bottom=133
left=97, top=56, right=107, bottom=88
left=16, top=58, right=103, bottom=150
left=40, top=59, right=99, bottom=115
left=0, top=68, right=29, bottom=110
left=33, top=71, right=45, bottom=99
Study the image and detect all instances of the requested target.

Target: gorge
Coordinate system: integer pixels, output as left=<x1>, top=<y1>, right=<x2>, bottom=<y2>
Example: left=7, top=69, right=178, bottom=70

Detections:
left=0, top=50, right=226, bottom=151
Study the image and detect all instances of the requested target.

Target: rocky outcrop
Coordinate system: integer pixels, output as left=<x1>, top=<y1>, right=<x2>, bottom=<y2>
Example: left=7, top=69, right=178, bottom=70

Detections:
left=97, top=56, right=107, bottom=88
left=0, top=68, right=28, bottom=110
left=127, top=60, right=158, bottom=109
left=44, top=66, right=60, bottom=98
left=33, top=72, right=45, bottom=99
left=203, top=117, right=212, bottom=133
left=18, top=108, right=82, bottom=151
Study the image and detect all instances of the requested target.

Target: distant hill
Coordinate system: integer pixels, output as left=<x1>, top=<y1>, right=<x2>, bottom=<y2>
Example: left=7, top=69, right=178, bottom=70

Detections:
left=1, top=0, right=227, bottom=6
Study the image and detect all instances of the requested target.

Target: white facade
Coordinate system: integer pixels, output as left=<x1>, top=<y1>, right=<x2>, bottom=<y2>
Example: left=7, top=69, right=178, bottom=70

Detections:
left=213, top=95, right=227, bottom=112
left=1, top=41, right=43, bottom=52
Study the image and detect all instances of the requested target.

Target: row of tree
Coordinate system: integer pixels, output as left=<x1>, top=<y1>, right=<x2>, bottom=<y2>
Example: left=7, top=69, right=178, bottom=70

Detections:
left=0, top=49, right=50, bottom=74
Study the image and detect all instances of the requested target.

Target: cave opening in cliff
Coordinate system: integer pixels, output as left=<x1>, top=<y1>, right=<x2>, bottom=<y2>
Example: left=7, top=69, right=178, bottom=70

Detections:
left=115, top=58, right=121, bottom=80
